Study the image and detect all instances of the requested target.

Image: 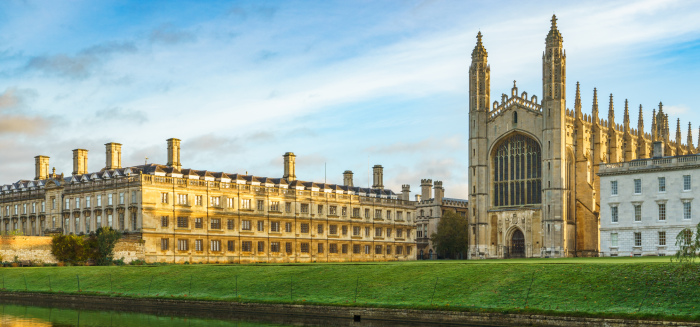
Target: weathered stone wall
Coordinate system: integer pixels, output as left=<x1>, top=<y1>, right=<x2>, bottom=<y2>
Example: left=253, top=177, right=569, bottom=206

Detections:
left=0, top=236, right=144, bottom=264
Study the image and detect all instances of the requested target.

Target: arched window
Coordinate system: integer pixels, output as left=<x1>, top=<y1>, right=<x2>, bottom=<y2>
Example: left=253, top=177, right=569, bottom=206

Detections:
left=513, top=111, right=518, bottom=124
left=492, top=134, right=542, bottom=206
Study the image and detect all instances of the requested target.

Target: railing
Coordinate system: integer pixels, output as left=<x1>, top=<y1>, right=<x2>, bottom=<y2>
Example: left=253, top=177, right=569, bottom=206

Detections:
left=652, top=158, right=673, bottom=165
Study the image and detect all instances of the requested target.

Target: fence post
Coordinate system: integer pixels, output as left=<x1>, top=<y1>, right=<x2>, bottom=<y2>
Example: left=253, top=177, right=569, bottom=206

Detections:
left=23, top=274, right=27, bottom=291
left=430, top=277, right=439, bottom=306
left=354, top=276, right=359, bottom=303
left=110, top=274, right=112, bottom=293
left=49, top=276, right=52, bottom=291
left=290, top=276, right=293, bottom=301
left=148, top=276, right=153, bottom=295
left=235, top=275, right=238, bottom=298
left=524, top=270, right=536, bottom=307
left=189, top=275, right=192, bottom=296
left=76, top=275, right=80, bottom=292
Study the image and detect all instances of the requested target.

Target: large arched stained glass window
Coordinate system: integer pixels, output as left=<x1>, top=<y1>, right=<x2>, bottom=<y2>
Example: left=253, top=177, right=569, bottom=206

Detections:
left=493, top=134, right=542, bottom=206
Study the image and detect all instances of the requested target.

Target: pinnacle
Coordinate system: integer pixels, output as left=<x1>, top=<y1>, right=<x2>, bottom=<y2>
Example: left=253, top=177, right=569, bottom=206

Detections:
left=551, top=14, right=558, bottom=30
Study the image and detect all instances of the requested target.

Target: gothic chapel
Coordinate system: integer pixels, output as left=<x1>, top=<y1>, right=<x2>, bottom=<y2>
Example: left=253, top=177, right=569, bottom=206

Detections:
left=468, top=16, right=696, bottom=258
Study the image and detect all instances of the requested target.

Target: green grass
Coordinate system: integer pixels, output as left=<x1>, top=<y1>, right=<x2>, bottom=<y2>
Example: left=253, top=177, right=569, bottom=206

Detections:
left=0, top=258, right=698, bottom=322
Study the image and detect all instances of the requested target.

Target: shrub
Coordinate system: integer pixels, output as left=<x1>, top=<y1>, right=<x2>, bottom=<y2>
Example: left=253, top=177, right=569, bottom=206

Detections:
left=51, top=227, right=122, bottom=265
left=50, top=234, right=90, bottom=264
left=112, top=257, right=126, bottom=266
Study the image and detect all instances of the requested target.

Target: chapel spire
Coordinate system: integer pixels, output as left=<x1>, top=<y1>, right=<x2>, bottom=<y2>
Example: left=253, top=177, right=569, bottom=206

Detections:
left=637, top=105, right=644, bottom=135
left=574, top=82, right=581, bottom=118
left=688, top=122, right=694, bottom=149
left=676, top=118, right=682, bottom=145
left=469, top=31, right=489, bottom=112
left=608, top=94, right=615, bottom=128
left=651, top=108, right=657, bottom=141
left=472, top=31, right=488, bottom=60
left=592, top=88, right=599, bottom=121
left=623, top=99, right=630, bottom=132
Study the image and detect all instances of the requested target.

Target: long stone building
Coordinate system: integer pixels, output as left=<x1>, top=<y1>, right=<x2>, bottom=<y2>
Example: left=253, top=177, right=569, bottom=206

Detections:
left=468, top=15, right=699, bottom=258
left=0, top=139, right=417, bottom=263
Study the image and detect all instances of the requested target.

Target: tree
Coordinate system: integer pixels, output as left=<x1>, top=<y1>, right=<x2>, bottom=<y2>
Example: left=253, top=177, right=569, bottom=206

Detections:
left=50, top=234, right=90, bottom=264
left=673, top=223, right=700, bottom=268
left=430, top=210, right=469, bottom=259
left=94, top=227, right=122, bottom=266
left=50, top=227, right=122, bottom=265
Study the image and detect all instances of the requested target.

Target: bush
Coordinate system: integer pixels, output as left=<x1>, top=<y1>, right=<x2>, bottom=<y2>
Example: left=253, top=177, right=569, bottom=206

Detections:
left=112, top=257, right=126, bottom=266
left=51, top=234, right=90, bottom=264
left=50, top=227, right=122, bottom=265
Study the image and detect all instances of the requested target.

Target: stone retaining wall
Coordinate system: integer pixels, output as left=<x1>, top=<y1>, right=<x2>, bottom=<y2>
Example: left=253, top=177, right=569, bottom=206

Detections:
left=0, top=236, right=144, bottom=264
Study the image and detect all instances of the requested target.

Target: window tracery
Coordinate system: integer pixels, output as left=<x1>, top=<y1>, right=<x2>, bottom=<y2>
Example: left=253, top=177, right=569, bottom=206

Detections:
left=493, top=134, right=542, bottom=206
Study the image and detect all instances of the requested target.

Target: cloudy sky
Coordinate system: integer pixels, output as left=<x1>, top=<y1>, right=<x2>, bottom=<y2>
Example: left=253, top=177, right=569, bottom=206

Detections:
left=2, top=0, right=700, bottom=199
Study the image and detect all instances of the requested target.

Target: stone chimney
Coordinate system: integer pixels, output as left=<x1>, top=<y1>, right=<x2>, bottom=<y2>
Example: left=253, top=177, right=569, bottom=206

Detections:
left=401, top=184, right=410, bottom=201
left=283, top=152, right=296, bottom=182
left=105, top=142, right=122, bottom=169
left=653, top=141, right=665, bottom=159
left=434, top=181, right=444, bottom=205
left=420, top=179, right=432, bottom=201
left=415, top=194, right=421, bottom=202
left=72, top=149, right=88, bottom=175
left=372, top=165, right=384, bottom=190
left=343, top=170, right=353, bottom=187
left=34, top=156, right=49, bottom=180
left=166, top=138, right=182, bottom=170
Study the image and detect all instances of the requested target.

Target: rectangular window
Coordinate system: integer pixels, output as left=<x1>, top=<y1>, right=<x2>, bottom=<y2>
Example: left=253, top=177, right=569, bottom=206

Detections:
left=407, top=246, right=412, bottom=254
left=611, top=181, right=618, bottom=195
left=257, top=221, right=264, bottom=231
left=285, top=222, right=292, bottom=232
left=285, top=242, right=292, bottom=253
left=257, top=241, right=265, bottom=252
left=341, top=207, right=347, bottom=216
left=329, top=244, right=338, bottom=253
left=301, top=204, right=309, bottom=213
left=318, top=204, right=323, bottom=214
left=611, top=206, right=618, bottom=223
left=634, top=232, right=642, bottom=247
left=317, top=243, right=324, bottom=254
left=342, top=225, right=348, bottom=236
left=396, top=246, right=403, bottom=255
left=108, top=194, right=114, bottom=205
left=195, top=239, right=203, bottom=251
left=317, top=224, right=324, bottom=234
left=375, top=227, right=382, bottom=237
left=210, top=196, right=220, bottom=207
left=161, top=238, right=169, bottom=250
left=364, top=245, right=370, bottom=254
left=397, top=212, right=403, bottom=220
left=131, top=191, right=136, bottom=204
left=195, top=218, right=203, bottom=229
left=210, top=240, right=221, bottom=251
left=375, top=245, right=382, bottom=254
left=634, top=179, right=641, bottom=194
left=161, top=216, right=169, bottom=227
left=119, top=192, right=124, bottom=205
left=161, top=193, right=168, bottom=204
left=86, top=197, right=91, bottom=208
left=227, top=197, right=235, bottom=208
left=353, top=244, right=361, bottom=254
left=659, top=231, right=666, bottom=246
left=353, top=208, right=360, bottom=217
left=41, top=201, right=45, bottom=213
left=270, top=221, right=280, bottom=232
left=96, top=195, right=101, bottom=207
left=684, top=202, right=692, bottom=220
left=177, top=194, right=187, bottom=205
left=241, top=220, right=251, bottom=230
left=241, top=199, right=251, bottom=209
left=178, top=239, right=189, bottom=251
left=634, top=205, right=641, bottom=222
left=32, top=202, right=36, bottom=213
left=659, top=203, right=666, bottom=221
left=386, top=211, right=391, bottom=220
left=270, top=242, right=280, bottom=253
left=684, top=175, right=691, bottom=191
left=329, top=225, right=338, bottom=235
left=342, top=244, right=348, bottom=254
left=257, top=200, right=264, bottom=211
left=242, top=241, right=252, bottom=252
left=301, top=243, right=309, bottom=253
left=386, top=245, right=392, bottom=254
left=227, top=240, right=235, bottom=251
left=76, top=198, right=80, bottom=209
left=329, top=206, right=337, bottom=215
left=658, top=177, right=666, bottom=192
left=211, top=218, right=221, bottom=229
left=365, top=209, right=370, bottom=218
left=397, top=229, right=403, bottom=237
left=353, top=226, right=360, bottom=236
left=285, top=202, right=291, bottom=213
left=177, top=217, right=188, bottom=228
left=386, top=228, right=392, bottom=237
left=271, top=201, right=280, bottom=211
left=375, top=209, right=382, bottom=218
left=52, top=198, right=56, bottom=209
left=301, top=223, right=309, bottom=233
left=365, top=227, right=370, bottom=236
left=195, top=195, right=202, bottom=206
left=227, top=219, right=235, bottom=230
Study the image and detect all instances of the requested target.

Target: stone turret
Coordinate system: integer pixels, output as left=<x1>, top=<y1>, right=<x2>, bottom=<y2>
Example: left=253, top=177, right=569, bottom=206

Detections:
left=421, top=179, right=432, bottom=202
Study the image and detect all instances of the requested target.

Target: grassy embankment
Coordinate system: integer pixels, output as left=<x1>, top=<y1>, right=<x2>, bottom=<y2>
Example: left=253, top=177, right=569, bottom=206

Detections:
left=0, top=257, right=698, bottom=322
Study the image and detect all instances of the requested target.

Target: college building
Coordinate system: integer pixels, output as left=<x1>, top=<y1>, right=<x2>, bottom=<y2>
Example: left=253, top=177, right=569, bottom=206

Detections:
left=0, top=140, right=417, bottom=263
left=414, top=179, right=468, bottom=259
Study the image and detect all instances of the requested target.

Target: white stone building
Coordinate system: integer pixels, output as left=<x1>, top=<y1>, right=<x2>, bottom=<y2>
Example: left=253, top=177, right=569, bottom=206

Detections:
left=599, top=143, right=700, bottom=256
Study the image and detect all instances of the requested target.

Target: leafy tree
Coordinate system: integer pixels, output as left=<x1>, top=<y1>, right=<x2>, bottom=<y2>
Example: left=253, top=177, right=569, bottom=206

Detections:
left=673, top=223, right=700, bottom=268
left=50, top=234, right=90, bottom=264
left=94, top=227, right=122, bottom=266
left=50, top=227, right=122, bottom=265
left=430, top=210, right=469, bottom=259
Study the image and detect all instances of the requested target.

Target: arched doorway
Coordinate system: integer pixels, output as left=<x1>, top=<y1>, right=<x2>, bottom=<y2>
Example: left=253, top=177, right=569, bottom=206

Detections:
left=511, top=229, right=525, bottom=258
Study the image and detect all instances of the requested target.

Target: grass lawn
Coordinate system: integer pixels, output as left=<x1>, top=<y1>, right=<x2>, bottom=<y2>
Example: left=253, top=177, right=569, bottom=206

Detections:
left=0, top=257, right=698, bottom=322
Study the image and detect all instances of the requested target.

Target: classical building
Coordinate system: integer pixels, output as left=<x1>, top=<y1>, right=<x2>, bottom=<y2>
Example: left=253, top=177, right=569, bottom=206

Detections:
left=414, top=179, right=468, bottom=259
left=468, top=15, right=700, bottom=258
left=599, top=143, right=700, bottom=256
left=0, top=140, right=417, bottom=263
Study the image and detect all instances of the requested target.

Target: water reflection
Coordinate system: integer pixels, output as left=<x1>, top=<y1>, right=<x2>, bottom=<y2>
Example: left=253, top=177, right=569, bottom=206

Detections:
left=0, top=300, right=493, bottom=327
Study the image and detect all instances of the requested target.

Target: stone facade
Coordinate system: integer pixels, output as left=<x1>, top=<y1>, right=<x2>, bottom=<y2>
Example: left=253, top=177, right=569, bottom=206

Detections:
left=468, top=15, right=699, bottom=258
left=414, top=180, right=468, bottom=259
left=1, top=141, right=416, bottom=264
left=598, top=152, right=700, bottom=256
left=0, top=236, right=144, bottom=264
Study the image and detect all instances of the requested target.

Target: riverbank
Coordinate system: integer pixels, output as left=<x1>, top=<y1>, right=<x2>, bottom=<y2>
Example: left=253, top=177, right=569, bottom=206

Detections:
left=0, top=258, right=697, bottom=323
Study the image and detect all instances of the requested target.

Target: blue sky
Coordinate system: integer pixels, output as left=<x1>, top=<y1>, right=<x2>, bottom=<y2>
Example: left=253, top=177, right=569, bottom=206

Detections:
left=2, top=0, right=700, bottom=199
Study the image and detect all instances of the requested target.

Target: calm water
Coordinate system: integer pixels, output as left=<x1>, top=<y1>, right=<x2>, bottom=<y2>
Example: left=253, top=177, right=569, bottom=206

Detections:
left=0, top=299, right=494, bottom=327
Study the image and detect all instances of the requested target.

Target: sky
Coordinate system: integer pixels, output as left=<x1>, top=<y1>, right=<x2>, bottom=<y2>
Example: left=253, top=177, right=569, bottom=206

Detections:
left=2, top=0, right=700, bottom=200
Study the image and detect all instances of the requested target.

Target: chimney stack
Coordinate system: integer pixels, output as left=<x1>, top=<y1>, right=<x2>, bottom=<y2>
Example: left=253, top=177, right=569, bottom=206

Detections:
left=283, top=152, right=296, bottom=182
left=653, top=141, right=665, bottom=159
left=72, top=149, right=88, bottom=175
left=34, top=156, right=49, bottom=180
left=372, top=165, right=384, bottom=190
left=420, top=179, right=432, bottom=201
left=166, top=138, right=182, bottom=170
left=343, top=170, right=354, bottom=187
left=401, top=184, right=410, bottom=201
left=105, top=142, right=122, bottom=169
left=434, top=181, right=444, bottom=205
left=415, top=194, right=421, bottom=202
